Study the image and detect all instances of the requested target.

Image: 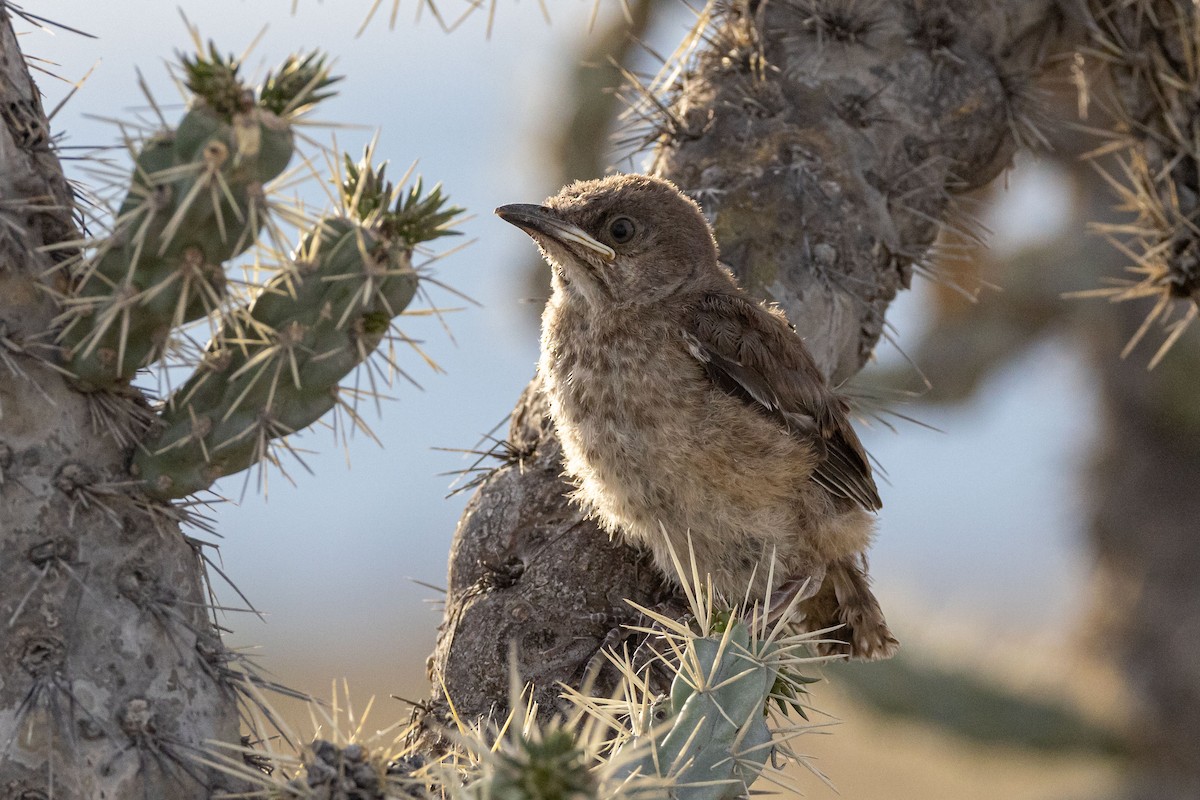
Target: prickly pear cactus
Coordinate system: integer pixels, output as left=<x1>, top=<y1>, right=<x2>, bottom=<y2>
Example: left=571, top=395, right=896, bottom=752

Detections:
left=56, top=46, right=337, bottom=391
left=132, top=152, right=461, bottom=499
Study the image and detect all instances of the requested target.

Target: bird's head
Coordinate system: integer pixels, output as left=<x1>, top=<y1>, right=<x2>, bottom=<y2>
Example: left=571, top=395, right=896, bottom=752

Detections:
left=497, top=174, right=719, bottom=306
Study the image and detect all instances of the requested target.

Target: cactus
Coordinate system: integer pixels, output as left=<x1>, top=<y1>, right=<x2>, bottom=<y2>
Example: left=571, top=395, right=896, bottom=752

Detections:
left=474, top=727, right=597, bottom=800
left=131, top=151, right=461, bottom=499
left=0, top=17, right=471, bottom=795
left=186, top=557, right=826, bottom=799
left=608, top=619, right=780, bottom=799
left=55, top=44, right=338, bottom=391
left=439, top=606, right=827, bottom=800
left=1075, top=0, right=1200, bottom=365
left=589, top=596, right=825, bottom=800
left=194, top=681, right=433, bottom=798
left=429, top=546, right=831, bottom=800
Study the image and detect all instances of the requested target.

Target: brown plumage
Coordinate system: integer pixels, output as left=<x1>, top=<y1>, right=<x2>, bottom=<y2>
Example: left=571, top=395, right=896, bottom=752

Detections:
left=497, top=173, right=897, bottom=660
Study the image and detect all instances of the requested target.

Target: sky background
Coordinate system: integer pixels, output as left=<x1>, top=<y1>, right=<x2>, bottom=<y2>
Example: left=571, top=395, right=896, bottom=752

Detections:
left=20, top=0, right=1098, bottom=746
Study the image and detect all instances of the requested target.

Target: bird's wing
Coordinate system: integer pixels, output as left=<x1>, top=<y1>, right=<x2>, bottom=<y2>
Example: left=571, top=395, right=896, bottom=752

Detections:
left=684, top=292, right=882, bottom=511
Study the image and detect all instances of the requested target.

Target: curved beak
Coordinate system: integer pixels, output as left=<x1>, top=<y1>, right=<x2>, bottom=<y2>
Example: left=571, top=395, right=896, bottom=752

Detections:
left=495, top=204, right=615, bottom=262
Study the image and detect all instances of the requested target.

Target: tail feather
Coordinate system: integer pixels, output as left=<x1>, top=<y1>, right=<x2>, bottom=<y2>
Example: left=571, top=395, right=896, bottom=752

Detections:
left=801, top=556, right=899, bottom=661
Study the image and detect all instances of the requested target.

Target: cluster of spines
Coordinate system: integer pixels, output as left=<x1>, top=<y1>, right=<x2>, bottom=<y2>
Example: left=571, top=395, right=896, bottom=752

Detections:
left=195, top=681, right=432, bottom=798
left=52, top=44, right=339, bottom=392
left=131, top=149, right=462, bottom=499
left=1076, top=0, right=1200, bottom=365
left=458, top=709, right=600, bottom=800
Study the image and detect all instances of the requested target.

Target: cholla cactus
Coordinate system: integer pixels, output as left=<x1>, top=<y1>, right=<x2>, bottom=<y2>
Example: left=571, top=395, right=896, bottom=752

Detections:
left=197, top=681, right=432, bottom=799
left=131, top=149, right=461, bottom=499
left=604, top=618, right=793, bottom=798
left=206, top=545, right=836, bottom=800
left=0, top=31, right=461, bottom=793
left=40, top=15, right=464, bottom=503
left=54, top=44, right=339, bottom=391
left=440, top=685, right=602, bottom=800
left=1076, top=0, right=1200, bottom=365
left=482, top=729, right=596, bottom=800
left=590, top=549, right=831, bottom=799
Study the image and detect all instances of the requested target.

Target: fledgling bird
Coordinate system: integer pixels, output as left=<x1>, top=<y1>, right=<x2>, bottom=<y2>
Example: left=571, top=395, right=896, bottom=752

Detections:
left=496, top=174, right=897, bottom=660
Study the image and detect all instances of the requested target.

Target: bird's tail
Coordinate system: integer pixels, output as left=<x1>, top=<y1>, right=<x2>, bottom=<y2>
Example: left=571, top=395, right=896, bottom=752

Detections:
left=802, top=556, right=899, bottom=661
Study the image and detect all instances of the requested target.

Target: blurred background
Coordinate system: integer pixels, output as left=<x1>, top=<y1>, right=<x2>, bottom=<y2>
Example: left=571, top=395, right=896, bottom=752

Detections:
left=23, top=1, right=1199, bottom=796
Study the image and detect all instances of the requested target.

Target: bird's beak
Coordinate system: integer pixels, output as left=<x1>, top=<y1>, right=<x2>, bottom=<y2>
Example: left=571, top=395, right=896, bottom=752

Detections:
left=495, top=204, right=615, bottom=262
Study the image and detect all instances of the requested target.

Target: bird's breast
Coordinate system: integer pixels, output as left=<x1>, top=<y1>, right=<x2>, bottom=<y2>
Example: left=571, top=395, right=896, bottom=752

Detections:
left=544, top=311, right=691, bottom=434
left=540, top=297, right=801, bottom=493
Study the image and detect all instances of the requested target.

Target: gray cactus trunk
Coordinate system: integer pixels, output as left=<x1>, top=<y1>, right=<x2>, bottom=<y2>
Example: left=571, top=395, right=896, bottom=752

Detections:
left=0, top=9, right=240, bottom=800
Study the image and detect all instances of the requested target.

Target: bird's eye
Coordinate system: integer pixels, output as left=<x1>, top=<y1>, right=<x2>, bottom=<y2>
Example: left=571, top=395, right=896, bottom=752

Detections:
left=608, top=216, right=636, bottom=245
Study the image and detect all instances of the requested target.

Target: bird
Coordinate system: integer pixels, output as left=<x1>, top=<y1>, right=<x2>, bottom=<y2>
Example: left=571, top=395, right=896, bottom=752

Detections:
left=496, top=173, right=897, bottom=660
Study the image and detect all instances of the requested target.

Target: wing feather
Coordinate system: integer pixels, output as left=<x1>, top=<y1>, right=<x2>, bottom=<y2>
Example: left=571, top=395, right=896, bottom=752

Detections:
left=685, top=292, right=881, bottom=511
